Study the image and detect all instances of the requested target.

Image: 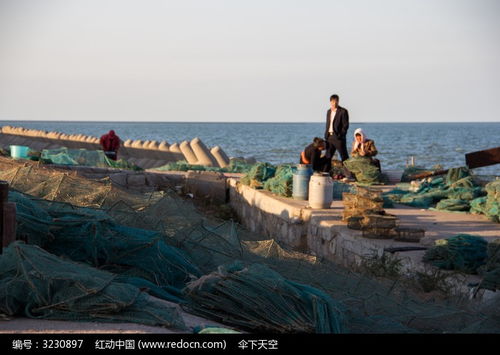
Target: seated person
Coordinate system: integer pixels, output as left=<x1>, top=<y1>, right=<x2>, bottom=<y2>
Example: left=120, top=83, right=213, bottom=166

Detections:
left=351, top=128, right=381, bottom=171
left=300, top=137, right=329, bottom=172
left=343, top=128, right=383, bottom=184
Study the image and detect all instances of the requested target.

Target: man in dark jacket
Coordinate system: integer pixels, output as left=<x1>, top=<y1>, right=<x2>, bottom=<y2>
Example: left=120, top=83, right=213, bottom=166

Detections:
left=324, top=94, right=349, bottom=169
left=300, top=137, right=328, bottom=172
left=100, top=130, right=121, bottom=160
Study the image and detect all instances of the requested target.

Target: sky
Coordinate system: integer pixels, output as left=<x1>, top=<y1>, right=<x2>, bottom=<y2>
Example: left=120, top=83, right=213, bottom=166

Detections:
left=0, top=0, right=499, bottom=123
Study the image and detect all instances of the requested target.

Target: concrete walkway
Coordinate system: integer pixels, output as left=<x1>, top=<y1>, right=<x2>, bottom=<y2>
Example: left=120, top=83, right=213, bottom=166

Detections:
left=228, top=180, right=499, bottom=282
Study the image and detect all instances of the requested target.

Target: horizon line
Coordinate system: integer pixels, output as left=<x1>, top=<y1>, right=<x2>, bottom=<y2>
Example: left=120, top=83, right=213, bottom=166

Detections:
left=0, top=120, right=498, bottom=124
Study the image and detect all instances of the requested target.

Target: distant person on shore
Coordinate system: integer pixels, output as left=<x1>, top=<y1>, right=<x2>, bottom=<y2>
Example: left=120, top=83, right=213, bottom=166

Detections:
left=300, top=137, right=328, bottom=172
left=350, top=128, right=381, bottom=172
left=324, top=94, right=349, bottom=170
left=100, top=130, right=120, bottom=161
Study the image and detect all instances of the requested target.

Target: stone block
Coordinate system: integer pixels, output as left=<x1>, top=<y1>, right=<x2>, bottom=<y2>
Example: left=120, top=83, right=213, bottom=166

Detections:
left=394, top=227, right=425, bottom=243
left=361, top=227, right=396, bottom=239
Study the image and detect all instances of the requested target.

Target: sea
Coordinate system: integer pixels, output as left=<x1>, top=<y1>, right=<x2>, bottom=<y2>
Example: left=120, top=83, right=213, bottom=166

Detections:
left=1, top=121, right=499, bottom=175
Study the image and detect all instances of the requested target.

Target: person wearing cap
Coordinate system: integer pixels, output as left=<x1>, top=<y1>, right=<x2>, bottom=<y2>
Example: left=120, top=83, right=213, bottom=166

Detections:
left=100, top=130, right=121, bottom=160
left=300, top=137, right=329, bottom=172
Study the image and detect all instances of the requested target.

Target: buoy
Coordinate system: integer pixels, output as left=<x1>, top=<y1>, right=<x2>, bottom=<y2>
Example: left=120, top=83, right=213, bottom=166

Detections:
left=191, top=137, right=218, bottom=166
left=210, top=146, right=230, bottom=168
left=179, top=141, right=198, bottom=164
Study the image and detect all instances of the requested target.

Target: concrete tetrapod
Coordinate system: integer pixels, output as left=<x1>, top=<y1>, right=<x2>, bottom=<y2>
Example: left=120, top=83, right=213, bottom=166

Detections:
left=191, top=137, right=218, bottom=167
left=169, top=143, right=181, bottom=154
left=210, top=146, right=230, bottom=168
left=158, top=141, right=170, bottom=151
left=179, top=141, right=198, bottom=165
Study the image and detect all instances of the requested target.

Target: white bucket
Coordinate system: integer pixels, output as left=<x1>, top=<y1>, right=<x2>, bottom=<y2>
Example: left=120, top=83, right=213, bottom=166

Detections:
left=308, top=173, right=333, bottom=209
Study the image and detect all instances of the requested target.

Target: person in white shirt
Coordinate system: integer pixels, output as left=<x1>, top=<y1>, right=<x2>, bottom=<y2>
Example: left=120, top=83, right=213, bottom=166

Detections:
left=324, top=94, right=350, bottom=171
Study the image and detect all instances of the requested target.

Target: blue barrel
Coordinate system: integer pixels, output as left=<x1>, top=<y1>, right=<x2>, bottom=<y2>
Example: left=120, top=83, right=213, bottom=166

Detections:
left=292, top=164, right=313, bottom=200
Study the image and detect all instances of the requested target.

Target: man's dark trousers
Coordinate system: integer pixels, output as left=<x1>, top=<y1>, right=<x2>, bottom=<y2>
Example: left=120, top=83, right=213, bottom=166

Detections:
left=326, top=134, right=349, bottom=169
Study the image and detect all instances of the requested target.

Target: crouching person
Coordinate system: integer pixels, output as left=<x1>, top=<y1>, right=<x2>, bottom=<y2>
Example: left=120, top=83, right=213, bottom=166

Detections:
left=300, top=137, right=329, bottom=172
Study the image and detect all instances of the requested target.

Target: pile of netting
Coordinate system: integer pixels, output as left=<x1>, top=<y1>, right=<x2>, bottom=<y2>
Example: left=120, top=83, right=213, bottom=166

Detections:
left=2, top=190, right=346, bottom=333
left=470, top=180, right=500, bottom=223
left=423, top=235, right=500, bottom=292
left=343, top=156, right=382, bottom=185
left=0, top=242, right=187, bottom=329
left=1, top=159, right=499, bottom=333
left=154, top=159, right=254, bottom=174
left=240, top=162, right=276, bottom=188
left=263, top=164, right=294, bottom=197
left=41, top=147, right=142, bottom=170
left=423, top=234, right=488, bottom=274
left=384, top=167, right=493, bottom=216
left=240, top=162, right=295, bottom=197
left=183, top=261, right=345, bottom=333
left=478, top=239, right=500, bottom=291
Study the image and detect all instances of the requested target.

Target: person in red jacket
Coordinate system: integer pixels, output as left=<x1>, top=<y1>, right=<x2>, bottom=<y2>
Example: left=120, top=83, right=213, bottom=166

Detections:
left=100, top=130, right=121, bottom=160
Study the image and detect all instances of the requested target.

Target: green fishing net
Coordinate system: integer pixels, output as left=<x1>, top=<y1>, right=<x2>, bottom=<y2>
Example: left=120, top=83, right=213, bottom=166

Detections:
left=1, top=159, right=499, bottom=333
left=41, top=147, right=141, bottom=170
left=240, top=162, right=276, bottom=188
left=183, top=261, right=345, bottom=333
left=343, top=156, right=382, bottom=185
left=0, top=242, right=187, bottom=329
left=263, top=164, right=295, bottom=197
left=423, top=234, right=488, bottom=274
left=154, top=159, right=254, bottom=174
left=383, top=167, right=496, bottom=219
left=478, top=239, right=500, bottom=291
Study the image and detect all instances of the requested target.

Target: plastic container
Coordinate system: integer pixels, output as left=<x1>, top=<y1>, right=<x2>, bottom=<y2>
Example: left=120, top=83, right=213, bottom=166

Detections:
left=10, top=145, right=30, bottom=159
left=308, top=172, right=333, bottom=209
left=292, top=164, right=313, bottom=200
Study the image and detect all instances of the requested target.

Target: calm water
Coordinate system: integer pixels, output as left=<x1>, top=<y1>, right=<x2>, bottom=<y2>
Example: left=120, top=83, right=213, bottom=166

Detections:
left=1, top=121, right=499, bottom=175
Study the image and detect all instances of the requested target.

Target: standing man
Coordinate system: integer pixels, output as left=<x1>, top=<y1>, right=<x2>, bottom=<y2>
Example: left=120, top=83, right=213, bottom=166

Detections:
left=324, top=94, right=349, bottom=170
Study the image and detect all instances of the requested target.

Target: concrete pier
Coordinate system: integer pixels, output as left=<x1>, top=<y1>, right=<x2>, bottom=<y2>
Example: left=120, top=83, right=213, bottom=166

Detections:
left=0, top=126, right=231, bottom=170
left=228, top=179, right=499, bottom=272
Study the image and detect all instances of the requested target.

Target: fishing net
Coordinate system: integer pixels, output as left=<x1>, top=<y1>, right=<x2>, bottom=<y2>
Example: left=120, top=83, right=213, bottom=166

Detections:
left=482, top=180, right=500, bottom=222
left=435, top=199, right=471, bottom=212
left=384, top=167, right=492, bottom=217
left=478, top=239, right=500, bottom=291
left=423, top=234, right=488, bottom=274
left=0, top=242, right=187, bottom=329
left=1, top=157, right=499, bottom=333
left=183, top=261, right=345, bottom=333
left=263, top=164, right=294, bottom=197
left=240, top=162, right=276, bottom=188
left=446, top=167, right=471, bottom=186
left=169, top=220, right=500, bottom=333
left=155, top=160, right=207, bottom=172
left=41, top=147, right=141, bottom=170
left=11, top=190, right=200, bottom=302
left=154, top=159, right=254, bottom=174
left=343, top=156, right=382, bottom=185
